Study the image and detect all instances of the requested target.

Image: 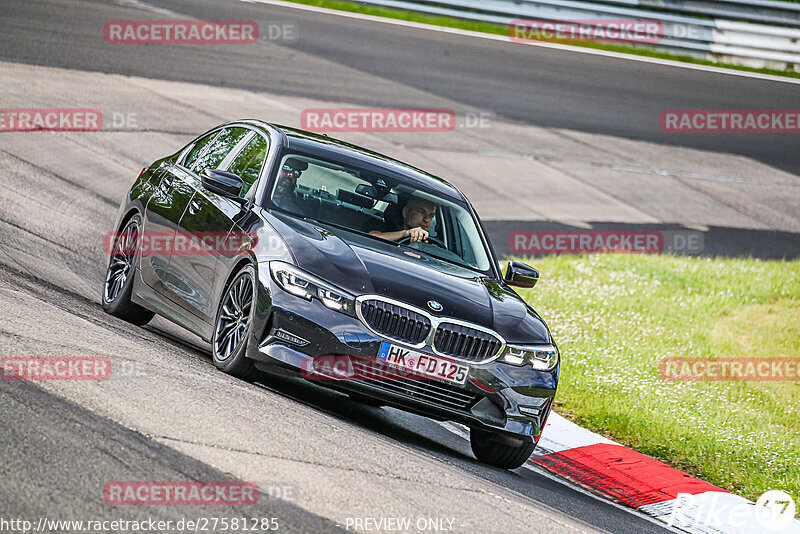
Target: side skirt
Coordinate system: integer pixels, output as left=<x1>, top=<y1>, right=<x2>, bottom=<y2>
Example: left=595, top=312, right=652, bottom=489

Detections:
left=130, top=267, right=214, bottom=342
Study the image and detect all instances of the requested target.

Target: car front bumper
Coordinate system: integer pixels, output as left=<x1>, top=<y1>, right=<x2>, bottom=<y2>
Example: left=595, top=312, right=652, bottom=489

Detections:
left=246, top=266, right=558, bottom=442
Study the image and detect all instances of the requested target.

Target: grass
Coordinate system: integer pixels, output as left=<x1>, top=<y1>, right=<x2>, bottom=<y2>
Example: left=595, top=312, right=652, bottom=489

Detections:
left=510, top=254, right=800, bottom=504
left=283, top=0, right=800, bottom=79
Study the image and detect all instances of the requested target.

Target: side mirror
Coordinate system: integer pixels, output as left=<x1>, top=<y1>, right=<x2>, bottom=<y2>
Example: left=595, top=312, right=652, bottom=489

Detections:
left=504, top=261, right=539, bottom=288
left=202, top=168, right=244, bottom=199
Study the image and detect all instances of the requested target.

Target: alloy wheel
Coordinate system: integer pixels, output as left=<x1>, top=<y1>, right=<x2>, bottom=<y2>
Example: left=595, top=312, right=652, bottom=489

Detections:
left=104, top=217, right=139, bottom=303
left=213, top=273, right=254, bottom=361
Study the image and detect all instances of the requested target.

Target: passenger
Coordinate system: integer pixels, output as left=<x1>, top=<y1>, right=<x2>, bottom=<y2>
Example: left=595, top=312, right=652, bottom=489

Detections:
left=370, top=195, right=436, bottom=243
left=272, top=157, right=309, bottom=213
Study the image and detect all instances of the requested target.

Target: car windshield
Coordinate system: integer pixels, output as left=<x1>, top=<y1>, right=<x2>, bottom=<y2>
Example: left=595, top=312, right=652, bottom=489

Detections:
left=268, top=152, right=493, bottom=273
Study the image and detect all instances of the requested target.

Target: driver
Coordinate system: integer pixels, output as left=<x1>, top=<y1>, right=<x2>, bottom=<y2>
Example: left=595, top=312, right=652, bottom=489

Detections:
left=370, top=195, right=436, bottom=243
left=272, top=157, right=309, bottom=213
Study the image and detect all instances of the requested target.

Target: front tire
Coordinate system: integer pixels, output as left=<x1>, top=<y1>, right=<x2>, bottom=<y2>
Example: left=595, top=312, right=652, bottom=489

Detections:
left=102, top=214, right=155, bottom=326
left=211, top=265, right=261, bottom=381
left=470, top=428, right=536, bottom=469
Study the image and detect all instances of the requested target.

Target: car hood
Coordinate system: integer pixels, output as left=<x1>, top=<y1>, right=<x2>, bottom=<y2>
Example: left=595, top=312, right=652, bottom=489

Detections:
left=266, top=213, right=550, bottom=343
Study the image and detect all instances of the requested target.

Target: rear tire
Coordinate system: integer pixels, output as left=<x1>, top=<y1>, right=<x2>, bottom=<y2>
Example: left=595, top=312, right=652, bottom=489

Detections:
left=470, top=428, right=536, bottom=469
left=102, top=214, right=155, bottom=326
left=211, top=265, right=261, bottom=381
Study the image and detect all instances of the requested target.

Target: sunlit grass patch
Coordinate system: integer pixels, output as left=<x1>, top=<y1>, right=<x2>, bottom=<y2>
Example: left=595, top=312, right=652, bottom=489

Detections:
left=512, top=254, right=800, bottom=503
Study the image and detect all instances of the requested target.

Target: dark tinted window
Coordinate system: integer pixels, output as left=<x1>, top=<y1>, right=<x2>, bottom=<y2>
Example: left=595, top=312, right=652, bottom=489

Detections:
left=227, top=134, right=268, bottom=197
left=190, top=127, right=248, bottom=174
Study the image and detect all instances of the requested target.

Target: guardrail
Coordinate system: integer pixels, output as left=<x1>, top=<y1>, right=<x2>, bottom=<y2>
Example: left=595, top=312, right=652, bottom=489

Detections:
left=358, top=0, right=800, bottom=70
left=635, top=0, right=800, bottom=28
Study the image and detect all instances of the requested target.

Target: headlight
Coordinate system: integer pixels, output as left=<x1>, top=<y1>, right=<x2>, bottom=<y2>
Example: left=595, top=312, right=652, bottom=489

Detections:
left=499, top=344, right=559, bottom=371
left=269, top=262, right=356, bottom=316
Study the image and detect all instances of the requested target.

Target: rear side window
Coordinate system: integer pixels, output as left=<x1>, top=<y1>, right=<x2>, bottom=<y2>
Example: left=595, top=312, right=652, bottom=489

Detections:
left=189, top=127, right=249, bottom=174
left=227, top=134, right=268, bottom=197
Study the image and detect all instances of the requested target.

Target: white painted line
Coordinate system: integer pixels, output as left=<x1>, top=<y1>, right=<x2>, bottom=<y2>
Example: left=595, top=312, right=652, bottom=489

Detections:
left=534, top=412, right=617, bottom=455
left=242, top=0, right=800, bottom=85
left=114, top=0, right=177, bottom=16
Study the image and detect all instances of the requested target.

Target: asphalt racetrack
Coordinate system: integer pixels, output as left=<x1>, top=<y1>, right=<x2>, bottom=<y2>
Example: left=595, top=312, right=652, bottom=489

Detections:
left=1, top=0, right=797, bottom=532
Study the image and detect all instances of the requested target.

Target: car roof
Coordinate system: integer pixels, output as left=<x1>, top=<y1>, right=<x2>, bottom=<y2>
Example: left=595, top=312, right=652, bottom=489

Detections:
left=237, top=120, right=467, bottom=203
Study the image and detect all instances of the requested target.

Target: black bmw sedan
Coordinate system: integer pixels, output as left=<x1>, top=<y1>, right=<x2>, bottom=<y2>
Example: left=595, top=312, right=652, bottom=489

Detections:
left=103, top=120, right=559, bottom=469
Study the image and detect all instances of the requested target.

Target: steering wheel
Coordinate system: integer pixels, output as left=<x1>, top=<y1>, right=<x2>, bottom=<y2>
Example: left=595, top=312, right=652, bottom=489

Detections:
left=398, top=235, right=447, bottom=249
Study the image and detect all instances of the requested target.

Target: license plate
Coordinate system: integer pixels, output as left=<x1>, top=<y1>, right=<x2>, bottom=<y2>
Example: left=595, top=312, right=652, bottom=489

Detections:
left=377, top=342, right=469, bottom=385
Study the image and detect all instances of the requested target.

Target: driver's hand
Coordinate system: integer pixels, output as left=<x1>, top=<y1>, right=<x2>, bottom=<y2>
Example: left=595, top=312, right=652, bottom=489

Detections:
left=406, top=227, right=429, bottom=243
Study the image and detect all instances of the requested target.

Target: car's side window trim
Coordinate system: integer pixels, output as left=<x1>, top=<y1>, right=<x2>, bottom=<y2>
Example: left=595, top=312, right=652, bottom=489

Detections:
left=179, top=126, right=253, bottom=180
left=177, top=141, right=199, bottom=167
left=217, top=130, right=271, bottom=200
left=182, top=125, right=268, bottom=174
left=178, top=125, right=271, bottom=204
left=217, top=131, right=256, bottom=173
left=468, top=202, right=502, bottom=279
left=254, top=126, right=285, bottom=207
left=240, top=131, right=271, bottom=200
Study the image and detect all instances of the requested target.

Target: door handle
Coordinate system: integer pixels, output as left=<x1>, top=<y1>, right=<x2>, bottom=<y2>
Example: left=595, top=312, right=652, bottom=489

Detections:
left=188, top=198, right=203, bottom=215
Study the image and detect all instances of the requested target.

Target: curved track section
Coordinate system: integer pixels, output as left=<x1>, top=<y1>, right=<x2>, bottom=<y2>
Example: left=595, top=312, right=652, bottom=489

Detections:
left=0, top=0, right=796, bottom=531
left=0, top=59, right=677, bottom=532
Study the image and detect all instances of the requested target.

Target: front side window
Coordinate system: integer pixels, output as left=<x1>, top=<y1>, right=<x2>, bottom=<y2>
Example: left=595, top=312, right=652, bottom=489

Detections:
left=226, top=134, right=268, bottom=198
left=268, top=153, right=492, bottom=273
left=189, top=127, right=249, bottom=174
